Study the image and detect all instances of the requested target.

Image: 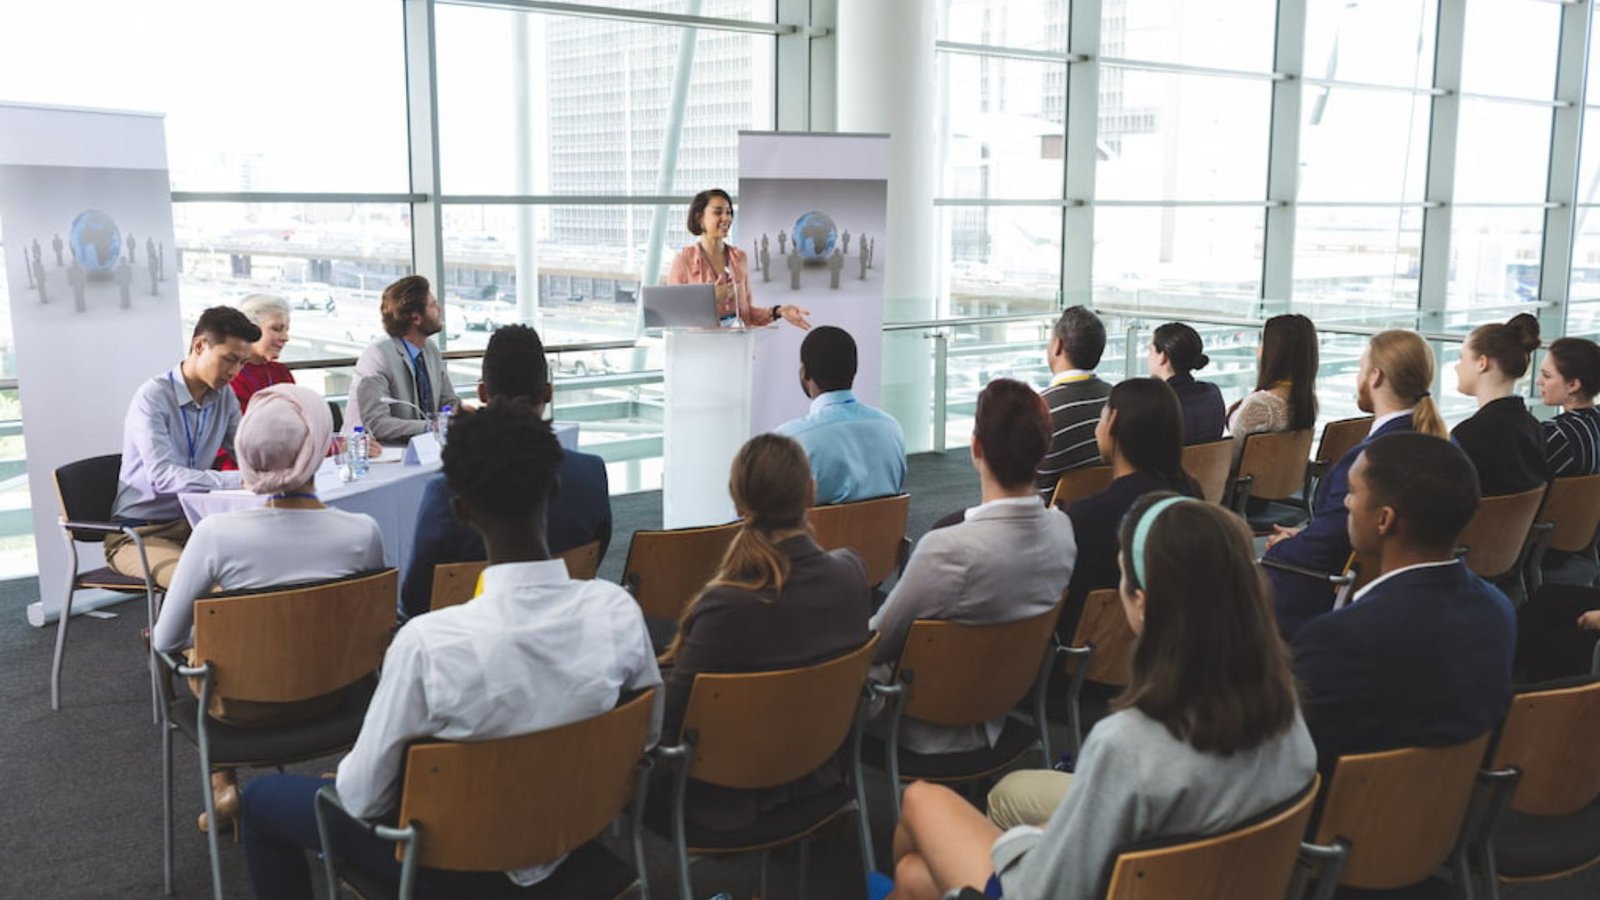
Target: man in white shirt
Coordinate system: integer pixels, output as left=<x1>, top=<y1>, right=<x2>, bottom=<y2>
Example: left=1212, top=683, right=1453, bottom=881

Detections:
left=238, top=400, right=661, bottom=897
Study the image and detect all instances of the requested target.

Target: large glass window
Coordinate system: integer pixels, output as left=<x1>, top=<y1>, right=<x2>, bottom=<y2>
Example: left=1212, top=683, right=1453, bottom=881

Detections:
left=1094, top=70, right=1273, bottom=201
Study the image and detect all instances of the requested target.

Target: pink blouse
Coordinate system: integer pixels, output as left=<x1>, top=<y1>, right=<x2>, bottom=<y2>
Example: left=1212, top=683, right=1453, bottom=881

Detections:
left=666, top=243, right=776, bottom=327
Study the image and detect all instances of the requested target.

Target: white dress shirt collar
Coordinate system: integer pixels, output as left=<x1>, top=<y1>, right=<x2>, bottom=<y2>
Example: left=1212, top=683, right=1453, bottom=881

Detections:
left=1368, top=408, right=1412, bottom=436
left=964, top=494, right=1044, bottom=521
left=808, top=389, right=858, bottom=415
left=1348, top=558, right=1460, bottom=606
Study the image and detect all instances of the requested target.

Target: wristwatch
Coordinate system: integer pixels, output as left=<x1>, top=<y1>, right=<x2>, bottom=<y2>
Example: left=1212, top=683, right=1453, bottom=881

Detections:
left=771, top=304, right=783, bottom=320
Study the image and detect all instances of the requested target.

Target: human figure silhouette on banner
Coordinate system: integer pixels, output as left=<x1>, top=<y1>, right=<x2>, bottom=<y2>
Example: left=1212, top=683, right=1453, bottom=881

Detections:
left=125, top=232, right=136, bottom=262
left=68, top=256, right=87, bottom=313
left=827, top=247, right=843, bottom=289
left=52, top=234, right=64, bottom=267
left=116, top=258, right=133, bottom=309
left=146, top=236, right=156, bottom=272
left=149, top=257, right=159, bottom=296
left=777, top=230, right=788, bottom=255
left=859, top=238, right=869, bottom=280
left=869, top=237, right=876, bottom=270
left=157, top=240, right=166, bottom=282
left=760, top=243, right=771, bottom=283
left=761, top=233, right=769, bottom=258
left=787, top=248, right=802, bottom=291
left=31, top=238, right=43, bottom=269
left=34, top=258, right=49, bottom=304
left=24, top=252, right=34, bottom=289
left=842, top=229, right=851, bottom=256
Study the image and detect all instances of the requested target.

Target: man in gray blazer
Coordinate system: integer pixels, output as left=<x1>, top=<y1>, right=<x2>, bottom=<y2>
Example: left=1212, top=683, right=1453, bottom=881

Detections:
left=351, top=275, right=460, bottom=444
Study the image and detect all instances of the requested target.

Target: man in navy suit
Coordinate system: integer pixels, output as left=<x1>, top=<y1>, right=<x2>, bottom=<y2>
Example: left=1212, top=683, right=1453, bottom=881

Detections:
left=1292, top=432, right=1514, bottom=770
left=399, top=324, right=611, bottom=620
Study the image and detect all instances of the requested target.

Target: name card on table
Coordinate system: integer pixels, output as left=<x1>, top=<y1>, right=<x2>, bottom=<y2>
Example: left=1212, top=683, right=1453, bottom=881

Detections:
left=404, top=432, right=442, bottom=466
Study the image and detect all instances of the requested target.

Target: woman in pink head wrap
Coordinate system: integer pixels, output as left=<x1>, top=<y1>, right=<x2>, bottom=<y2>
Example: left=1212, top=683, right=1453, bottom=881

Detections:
left=151, top=384, right=387, bottom=837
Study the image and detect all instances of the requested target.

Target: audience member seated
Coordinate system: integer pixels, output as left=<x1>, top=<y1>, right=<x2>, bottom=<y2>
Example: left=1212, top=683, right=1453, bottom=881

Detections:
left=1292, top=433, right=1514, bottom=772
left=152, top=384, right=385, bottom=836
left=1036, top=306, right=1111, bottom=499
left=872, top=379, right=1076, bottom=753
left=1536, top=336, right=1600, bottom=477
left=107, top=306, right=259, bottom=589
left=1451, top=313, right=1548, bottom=496
left=1148, top=321, right=1225, bottom=444
left=1228, top=313, right=1318, bottom=462
left=1060, top=378, right=1199, bottom=640
left=1516, top=583, right=1600, bottom=682
left=399, top=324, right=610, bottom=621
left=1264, top=330, right=1446, bottom=639
left=217, top=293, right=295, bottom=470
left=350, top=275, right=460, bottom=445
left=773, top=325, right=906, bottom=505
left=654, top=433, right=870, bottom=832
left=238, top=401, right=661, bottom=897
left=886, top=495, right=1315, bottom=900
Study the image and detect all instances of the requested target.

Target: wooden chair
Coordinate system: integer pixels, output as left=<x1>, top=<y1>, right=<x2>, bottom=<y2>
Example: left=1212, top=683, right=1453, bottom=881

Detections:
left=1527, top=474, right=1600, bottom=592
left=1297, top=734, right=1491, bottom=898
left=871, top=605, right=1064, bottom=819
left=50, top=453, right=165, bottom=719
left=1470, top=678, right=1600, bottom=899
left=1260, top=550, right=1376, bottom=612
left=621, top=520, right=742, bottom=621
left=1305, top=416, right=1374, bottom=499
left=1457, top=484, right=1547, bottom=602
left=1057, top=588, right=1137, bottom=753
left=808, top=493, right=911, bottom=586
left=314, top=688, right=658, bottom=900
left=156, top=569, right=398, bottom=899
left=1182, top=439, right=1234, bottom=506
left=1230, top=428, right=1315, bottom=523
left=651, top=636, right=880, bottom=900
left=1050, top=464, right=1114, bottom=510
left=1102, top=776, right=1320, bottom=900
left=428, top=540, right=605, bottom=611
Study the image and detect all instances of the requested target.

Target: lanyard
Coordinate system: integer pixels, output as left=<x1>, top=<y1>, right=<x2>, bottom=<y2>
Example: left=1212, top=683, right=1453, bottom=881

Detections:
left=168, top=371, right=209, bottom=468
left=1050, top=372, right=1096, bottom=387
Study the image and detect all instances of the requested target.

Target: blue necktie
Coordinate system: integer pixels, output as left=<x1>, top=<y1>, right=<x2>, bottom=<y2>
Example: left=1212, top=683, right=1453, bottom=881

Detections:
left=412, top=352, right=434, bottom=416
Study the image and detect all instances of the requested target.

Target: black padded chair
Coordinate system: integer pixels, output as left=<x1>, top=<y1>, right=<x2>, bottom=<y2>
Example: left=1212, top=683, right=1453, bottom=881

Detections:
left=50, top=453, right=164, bottom=718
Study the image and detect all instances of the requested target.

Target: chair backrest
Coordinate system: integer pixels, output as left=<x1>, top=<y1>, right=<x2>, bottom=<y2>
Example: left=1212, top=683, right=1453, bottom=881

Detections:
left=1457, top=484, right=1547, bottom=578
left=1489, top=678, right=1600, bottom=817
left=1181, top=440, right=1234, bottom=505
left=1102, top=776, right=1320, bottom=900
left=808, top=494, right=911, bottom=586
left=1051, top=465, right=1115, bottom=510
left=1536, top=474, right=1600, bottom=554
left=898, top=604, right=1063, bottom=726
left=53, top=454, right=123, bottom=543
left=431, top=544, right=605, bottom=611
left=1067, top=588, right=1137, bottom=687
left=680, top=634, right=878, bottom=789
left=395, top=688, right=656, bottom=871
left=621, top=520, right=743, bottom=620
left=1315, top=416, right=1374, bottom=467
left=1235, top=429, right=1315, bottom=502
left=1312, top=734, right=1491, bottom=890
left=192, top=569, right=398, bottom=703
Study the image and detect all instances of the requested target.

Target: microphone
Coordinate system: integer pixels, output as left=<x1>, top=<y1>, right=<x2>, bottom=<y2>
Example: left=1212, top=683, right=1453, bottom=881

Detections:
left=379, top=395, right=435, bottom=420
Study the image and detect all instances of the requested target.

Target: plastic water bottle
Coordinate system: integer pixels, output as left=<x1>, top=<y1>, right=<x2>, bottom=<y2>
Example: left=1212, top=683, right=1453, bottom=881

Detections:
left=437, top=404, right=452, bottom=446
left=349, top=426, right=371, bottom=478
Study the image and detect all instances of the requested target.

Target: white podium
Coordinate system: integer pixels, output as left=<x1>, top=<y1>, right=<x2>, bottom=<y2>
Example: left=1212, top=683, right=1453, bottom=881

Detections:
left=663, top=328, right=757, bottom=528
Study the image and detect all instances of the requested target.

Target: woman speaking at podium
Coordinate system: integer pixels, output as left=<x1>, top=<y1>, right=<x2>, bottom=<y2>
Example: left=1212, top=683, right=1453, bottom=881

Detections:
left=668, top=188, right=812, bottom=330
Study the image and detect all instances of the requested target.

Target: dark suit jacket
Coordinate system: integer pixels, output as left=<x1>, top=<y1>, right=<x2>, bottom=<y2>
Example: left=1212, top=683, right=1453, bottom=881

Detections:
left=1266, top=413, right=1412, bottom=639
left=660, top=534, right=871, bottom=830
left=1292, top=560, right=1515, bottom=771
left=398, top=447, right=611, bottom=619
left=1062, top=470, right=1198, bottom=640
left=1452, top=396, right=1550, bottom=497
left=1167, top=373, right=1226, bottom=445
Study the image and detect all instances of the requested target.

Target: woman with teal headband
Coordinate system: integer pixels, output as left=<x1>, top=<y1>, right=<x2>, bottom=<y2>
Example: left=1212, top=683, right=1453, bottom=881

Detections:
left=885, top=493, right=1315, bottom=900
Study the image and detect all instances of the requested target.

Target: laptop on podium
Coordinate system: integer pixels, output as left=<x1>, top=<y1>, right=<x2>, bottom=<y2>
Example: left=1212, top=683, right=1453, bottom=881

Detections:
left=641, top=284, right=720, bottom=331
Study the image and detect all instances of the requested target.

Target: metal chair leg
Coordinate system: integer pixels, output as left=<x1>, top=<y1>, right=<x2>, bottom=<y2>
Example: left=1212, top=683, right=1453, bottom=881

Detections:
left=50, top=585, right=74, bottom=711
left=797, top=838, right=811, bottom=899
left=195, top=678, right=225, bottom=900
left=162, top=718, right=175, bottom=895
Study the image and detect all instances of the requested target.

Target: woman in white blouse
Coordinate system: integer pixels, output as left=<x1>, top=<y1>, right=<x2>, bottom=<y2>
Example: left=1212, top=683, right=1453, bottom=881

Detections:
left=1229, top=314, right=1319, bottom=459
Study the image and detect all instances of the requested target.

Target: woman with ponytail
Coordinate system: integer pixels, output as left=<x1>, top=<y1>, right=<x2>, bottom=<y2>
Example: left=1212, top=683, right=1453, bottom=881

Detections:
left=1452, top=313, right=1549, bottom=495
left=1149, top=322, right=1226, bottom=444
left=1264, top=330, right=1441, bottom=638
left=657, top=432, right=870, bottom=831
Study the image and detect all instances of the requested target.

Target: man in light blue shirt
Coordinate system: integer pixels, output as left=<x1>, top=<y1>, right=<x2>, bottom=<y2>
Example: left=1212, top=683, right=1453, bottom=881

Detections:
left=774, top=326, right=906, bottom=504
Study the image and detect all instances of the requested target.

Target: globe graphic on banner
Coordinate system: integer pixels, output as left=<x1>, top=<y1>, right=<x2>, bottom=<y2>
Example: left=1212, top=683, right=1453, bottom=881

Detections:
left=69, top=209, right=123, bottom=273
left=791, top=210, right=838, bottom=262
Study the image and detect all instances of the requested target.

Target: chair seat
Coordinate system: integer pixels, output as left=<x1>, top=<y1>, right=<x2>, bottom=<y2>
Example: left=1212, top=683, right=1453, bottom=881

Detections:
left=645, top=780, right=857, bottom=853
left=169, top=679, right=376, bottom=767
left=1493, top=801, right=1600, bottom=879
left=75, top=566, right=156, bottom=592
left=864, top=716, right=1038, bottom=781
left=339, top=839, right=637, bottom=900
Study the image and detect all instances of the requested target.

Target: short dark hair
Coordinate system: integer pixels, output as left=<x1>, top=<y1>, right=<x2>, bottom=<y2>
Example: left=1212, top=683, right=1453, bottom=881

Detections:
left=1467, top=313, right=1540, bottom=380
left=1115, top=493, right=1298, bottom=755
left=1106, top=378, right=1190, bottom=483
left=1053, top=306, right=1106, bottom=370
left=686, top=188, right=733, bottom=236
left=380, top=275, right=431, bottom=337
left=192, top=306, right=261, bottom=346
left=1359, top=432, right=1480, bottom=553
left=1547, top=336, right=1600, bottom=400
left=800, top=326, right=858, bottom=392
left=442, top=399, right=564, bottom=522
left=1256, top=314, right=1319, bottom=430
left=481, top=324, right=549, bottom=403
left=1152, top=322, right=1210, bottom=375
left=975, top=378, right=1051, bottom=490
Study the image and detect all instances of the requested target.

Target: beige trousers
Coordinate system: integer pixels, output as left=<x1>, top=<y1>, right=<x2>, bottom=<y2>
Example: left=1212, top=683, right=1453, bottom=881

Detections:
left=103, top=518, right=191, bottom=590
left=987, top=769, right=1074, bottom=830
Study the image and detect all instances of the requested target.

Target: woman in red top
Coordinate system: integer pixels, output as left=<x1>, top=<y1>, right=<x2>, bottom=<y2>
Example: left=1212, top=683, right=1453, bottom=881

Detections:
left=219, top=293, right=296, bottom=469
left=667, top=188, right=812, bottom=330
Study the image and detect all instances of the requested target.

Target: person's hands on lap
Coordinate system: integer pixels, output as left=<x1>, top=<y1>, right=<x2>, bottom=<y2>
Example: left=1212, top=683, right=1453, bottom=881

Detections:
left=1578, top=610, right=1600, bottom=631
left=1264, top=524, right=1302, bottom=550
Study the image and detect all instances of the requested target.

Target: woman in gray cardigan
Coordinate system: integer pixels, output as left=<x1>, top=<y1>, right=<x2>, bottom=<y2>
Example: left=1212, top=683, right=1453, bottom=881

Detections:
left=886, top=494, right=1315, bottom=900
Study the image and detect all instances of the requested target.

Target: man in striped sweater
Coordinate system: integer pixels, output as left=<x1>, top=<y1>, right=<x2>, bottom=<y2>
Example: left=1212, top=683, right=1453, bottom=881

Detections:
left=1036, top=306, right=1112, bottom=500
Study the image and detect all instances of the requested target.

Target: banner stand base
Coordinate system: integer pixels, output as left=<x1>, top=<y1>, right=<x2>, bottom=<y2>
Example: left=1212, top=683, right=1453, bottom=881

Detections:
left=27, top=588, right=131, bottom=628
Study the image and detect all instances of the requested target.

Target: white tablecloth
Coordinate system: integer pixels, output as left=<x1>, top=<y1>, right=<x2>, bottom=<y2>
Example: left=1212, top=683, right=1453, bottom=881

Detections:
left=176, top=450, right=440, bottom=569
